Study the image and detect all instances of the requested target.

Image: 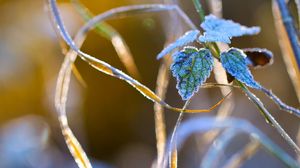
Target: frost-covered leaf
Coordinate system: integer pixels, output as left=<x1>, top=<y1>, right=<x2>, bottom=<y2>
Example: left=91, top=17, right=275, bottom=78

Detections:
left=199, top=15, right=260, bottom=44
left=171, top=46, right=214, bottom=100
left=243, top=48, right=273, bottom=68
left=157, top=30, right=200, bottom=59
left=220, top=48, right=261, bottom=89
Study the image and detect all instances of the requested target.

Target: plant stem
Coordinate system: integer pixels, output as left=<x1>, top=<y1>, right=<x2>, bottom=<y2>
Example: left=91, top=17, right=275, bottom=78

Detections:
left=169, top=99, right=191, bottom=168
left=192, top=0, right=205, bottom=22
left=237, top=81, right=300, bottom=154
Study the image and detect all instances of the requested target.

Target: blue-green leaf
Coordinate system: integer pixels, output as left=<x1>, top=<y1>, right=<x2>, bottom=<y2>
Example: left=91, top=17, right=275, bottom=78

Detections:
left=220, top=48, right=261, bottom=89
left=171, top=47, right=214, bottom=100
left=157, top=30, right=200, bottom=59
left=199, top=15, right=260, bottom=44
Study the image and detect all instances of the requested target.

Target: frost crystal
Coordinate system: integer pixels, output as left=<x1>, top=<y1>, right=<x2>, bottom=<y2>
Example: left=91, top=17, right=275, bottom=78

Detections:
left=199, top=15, right=260, bottom=44
left=171, top=47, right=214, bottom=100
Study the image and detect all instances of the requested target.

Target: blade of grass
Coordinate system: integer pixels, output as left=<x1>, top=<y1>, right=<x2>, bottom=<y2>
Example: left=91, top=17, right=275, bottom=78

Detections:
left=55, top=48, right=91, bottom=168
left=273, top=0, right=300, bottom=102
left=153, top=57, right=171, bottom=168
left=169, top=99, right=192, bottom=168
left=201, top=129, right=259, bottom=168
left=46, top=3, right=91, bottom=167
left=161, top=117, right=300, bottom=168
left=59, top=116, right=92, bottom=168
left=274, top=0, right=300, bottom=69
left=47, top=6, right=87, bottom=88
left=222, top=140, right=260, bottom=168
left=71, top=0, right=141, bottom=79
left=201, top=128, right=239, bottom=168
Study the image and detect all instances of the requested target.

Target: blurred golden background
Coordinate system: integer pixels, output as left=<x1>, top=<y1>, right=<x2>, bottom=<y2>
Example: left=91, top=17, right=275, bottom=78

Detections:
left=0, top=0, right=299, bottom=167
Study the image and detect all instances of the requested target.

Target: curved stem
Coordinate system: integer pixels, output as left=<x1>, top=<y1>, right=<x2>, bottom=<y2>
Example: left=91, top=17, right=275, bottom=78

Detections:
left=238, top=81, right=300, bottom=154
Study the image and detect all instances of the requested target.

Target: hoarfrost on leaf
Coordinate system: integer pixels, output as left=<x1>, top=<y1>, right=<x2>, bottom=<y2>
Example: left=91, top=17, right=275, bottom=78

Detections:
left=171, top=46, right=214, bottom=100
left=220, top=48, right=261, bottom=89
left=157, top=30, right=200, bottom=59
left=199, top=15, right=260, bottom=44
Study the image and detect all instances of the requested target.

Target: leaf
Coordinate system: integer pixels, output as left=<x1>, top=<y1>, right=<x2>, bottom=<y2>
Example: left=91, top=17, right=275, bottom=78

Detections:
left=171, top=46, right=214, bottom=100
left=199, top=15, right=260, bottom=44
left=220, top=48, right=261, bottom=89
left=243, top=48, right=274, bottom=68
left=157, top=30, right=200, bottom=59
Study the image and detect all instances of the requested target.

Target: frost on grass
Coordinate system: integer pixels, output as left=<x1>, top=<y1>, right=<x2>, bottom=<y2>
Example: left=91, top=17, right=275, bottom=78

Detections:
left=157, top=30, right=200, bottom=59
left=171, top=47, right=214, bottom=100
left=199, top=15, right=260, bottom=44
left=220, top=48, right=261, bottom=89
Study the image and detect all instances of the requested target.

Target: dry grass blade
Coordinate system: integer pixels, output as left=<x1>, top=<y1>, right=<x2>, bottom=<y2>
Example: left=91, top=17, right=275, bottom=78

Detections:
left=47, top=1, right=91, bottom=167
left=153, top=56, right=172, bottom=167
left=71, top=0, right=140, bottom=79
left=59, top=116, right=92, bottom=168
left=55, top=48, right=91, bottom=168
left=169, top=99, right=191, bottom=168
left=48, top=9, right=87, bottom=88
left=273, top=1, right=300, bottom=101
left=222, top=140, right=260, bottom=168
left=161, top=117, right=299, bottom=168
left=274, top=0, right=300, bottom=68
